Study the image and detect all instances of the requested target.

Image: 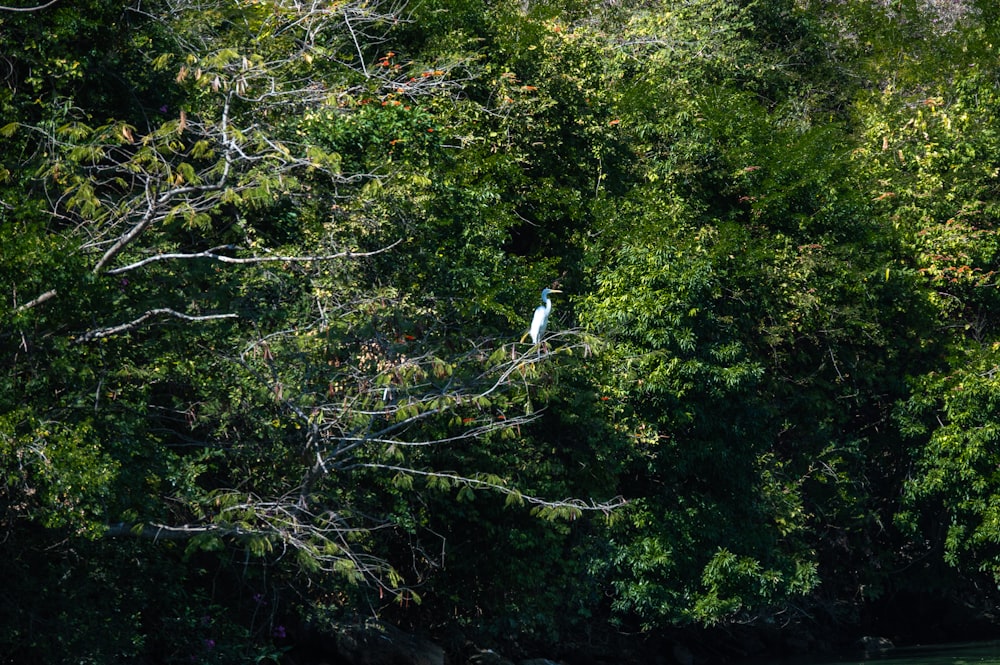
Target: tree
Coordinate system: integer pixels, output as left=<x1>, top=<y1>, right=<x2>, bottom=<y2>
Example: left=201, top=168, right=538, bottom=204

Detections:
left=2, top=2, right=622, bottom=658
left=572, top=0, right=939, bottom=629
left=851, top=7, right=1000, bottom=593
left=10, top=0, right=1000, bottom=658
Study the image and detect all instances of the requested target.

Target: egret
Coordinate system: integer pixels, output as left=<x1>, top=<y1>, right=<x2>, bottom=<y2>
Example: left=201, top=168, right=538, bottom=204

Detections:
left=528, top=288, right=562, bottom=344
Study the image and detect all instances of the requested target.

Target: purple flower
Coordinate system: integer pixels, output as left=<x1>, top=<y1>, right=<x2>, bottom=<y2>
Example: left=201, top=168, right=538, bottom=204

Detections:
left=273, top=625, right=286, bottom=639
left=204, top=638, right=216, bottom=650
left=159, top=105, right=169, bottom=114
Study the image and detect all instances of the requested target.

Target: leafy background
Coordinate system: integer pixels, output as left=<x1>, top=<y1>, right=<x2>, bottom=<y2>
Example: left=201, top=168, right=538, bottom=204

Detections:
left=3, top=0, right=1000, bottom=661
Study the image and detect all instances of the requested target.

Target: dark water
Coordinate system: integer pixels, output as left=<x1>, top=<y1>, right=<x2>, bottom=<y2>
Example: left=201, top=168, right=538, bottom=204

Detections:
left=797, top=641, right=1000, bottom=665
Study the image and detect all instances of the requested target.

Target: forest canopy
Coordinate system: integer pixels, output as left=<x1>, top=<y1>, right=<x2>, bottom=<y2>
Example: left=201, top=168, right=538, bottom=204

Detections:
left=3, top=0, right=1000, bottom=661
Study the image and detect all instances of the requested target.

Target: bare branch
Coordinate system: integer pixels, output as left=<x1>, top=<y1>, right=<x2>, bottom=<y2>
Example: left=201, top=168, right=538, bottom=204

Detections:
left=105, top=239, right=403, bottom=274
left=105, top=521, right=237, bottom=540
left=0, top=0, right=58, bottom=11
left=90, top=180, right=228, bottom=275
left=358, top=464, right=628, bottom=514
left=15, top=289, right=57, bottom=312
left=343, top=7, right=370, bottom=77
left=75, top=308, right=238, bottom=342
left=99, top=325, right=615, bottom=592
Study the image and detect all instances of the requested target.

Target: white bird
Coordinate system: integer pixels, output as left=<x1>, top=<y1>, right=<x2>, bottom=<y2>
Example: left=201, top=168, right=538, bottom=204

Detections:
left=529, top=288, right=562, bottom=344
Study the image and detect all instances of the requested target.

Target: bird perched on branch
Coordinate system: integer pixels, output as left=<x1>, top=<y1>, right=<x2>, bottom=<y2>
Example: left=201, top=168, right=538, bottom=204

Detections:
left=527, top=287, right=562, bottom=344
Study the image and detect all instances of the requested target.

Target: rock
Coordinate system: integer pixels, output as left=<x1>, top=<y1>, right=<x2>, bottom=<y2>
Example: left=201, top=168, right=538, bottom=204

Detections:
left=856, top=635, right=894, bottom=656
left=332, top=619, right=445, bottom=665
left=467, top=649, right=515, bottom=665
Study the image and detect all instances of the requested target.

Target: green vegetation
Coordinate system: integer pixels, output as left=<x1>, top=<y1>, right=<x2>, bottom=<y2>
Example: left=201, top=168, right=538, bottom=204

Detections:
left=3, top=0, right=1000, bottom=660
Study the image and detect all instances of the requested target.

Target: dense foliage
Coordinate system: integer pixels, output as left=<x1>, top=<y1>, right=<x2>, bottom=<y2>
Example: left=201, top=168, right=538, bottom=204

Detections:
left=4, top=0, right=1000, bottom=660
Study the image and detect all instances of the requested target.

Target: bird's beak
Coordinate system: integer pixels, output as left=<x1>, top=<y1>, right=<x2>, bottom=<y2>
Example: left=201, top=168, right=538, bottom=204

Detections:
left=549, top=289, right=563, bottom=294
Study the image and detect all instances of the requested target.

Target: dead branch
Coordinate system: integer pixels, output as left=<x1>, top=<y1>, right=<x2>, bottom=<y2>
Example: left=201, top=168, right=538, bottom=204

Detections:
left=105, top=521, right=240, bottom=540
left=0, top=0, right=58, bottom=11
left=357, top=464, right=628, bottom=514
left=75, top=308, right=238, bottom=342
left=105, top=239, right=403, bottom=274
left=15, top=289, right=57, bottom=312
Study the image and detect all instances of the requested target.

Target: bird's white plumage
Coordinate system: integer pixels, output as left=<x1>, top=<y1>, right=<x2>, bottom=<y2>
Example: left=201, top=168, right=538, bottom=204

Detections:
left=530, top=301, right=550, bottom=344
left=528, top=288, right=561, bottom=344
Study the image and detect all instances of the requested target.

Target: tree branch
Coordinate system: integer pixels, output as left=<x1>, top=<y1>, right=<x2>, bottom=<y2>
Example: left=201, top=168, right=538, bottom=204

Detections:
left=15, top=289, right=57, bottom=312
left=104, top=239, right=403, bottom=274
left=75, top=308, right=238, bottom=342
left=105, top=521, right=236, bottom=540
left=0, top=0, right=58, bottom=11
left=90, top=181, right=226, bottom=275
left=357, top=464, right=627, bottom=514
